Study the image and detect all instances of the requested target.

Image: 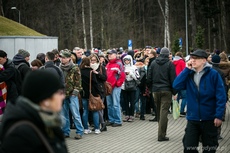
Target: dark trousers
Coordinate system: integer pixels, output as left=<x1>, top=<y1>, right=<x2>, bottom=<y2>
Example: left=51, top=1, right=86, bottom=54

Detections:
left=183, top=120, right=218, bottom=153
left=123, top=90, right=136, bottom=116
left=153, top=91, right=172, bottom=139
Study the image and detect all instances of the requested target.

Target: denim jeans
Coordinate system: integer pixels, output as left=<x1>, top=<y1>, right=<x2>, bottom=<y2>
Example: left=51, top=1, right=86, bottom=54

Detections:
left=61, top=96, right=84, bottom=136
left=134, top=87, right=140, bottom=113
left=82, top=98, right=100, bottom=129
left=178, top=90, right=187, bottom=113
left=106, top=87, right=122, bottom=124
left=183, top=120, right=218, bottom=153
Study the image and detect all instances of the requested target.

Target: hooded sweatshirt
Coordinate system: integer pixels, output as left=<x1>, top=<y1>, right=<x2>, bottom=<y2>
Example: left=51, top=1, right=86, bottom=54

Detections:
left=121, top=55, right=140, bottom=90
left=147, top=54, right=176, bottom=93
left=173, top=56, right=186, bottom=76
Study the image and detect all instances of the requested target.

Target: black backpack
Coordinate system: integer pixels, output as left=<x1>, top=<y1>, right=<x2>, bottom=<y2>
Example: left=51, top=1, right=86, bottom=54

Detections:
left=13, top=63, right=26, bottom=95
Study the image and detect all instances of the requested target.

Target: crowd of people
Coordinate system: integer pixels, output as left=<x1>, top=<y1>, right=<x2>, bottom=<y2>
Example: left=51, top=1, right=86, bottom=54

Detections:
left=0, top=46, right=228, bottom=152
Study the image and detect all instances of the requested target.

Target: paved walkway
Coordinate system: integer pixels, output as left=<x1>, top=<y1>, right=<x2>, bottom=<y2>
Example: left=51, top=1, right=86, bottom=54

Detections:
left=66, top=103, right=230, bottom=153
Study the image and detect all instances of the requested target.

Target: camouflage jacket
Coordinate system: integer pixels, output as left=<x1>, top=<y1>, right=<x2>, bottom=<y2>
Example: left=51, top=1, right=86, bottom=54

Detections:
left=64, top=65, right=82, bottom=97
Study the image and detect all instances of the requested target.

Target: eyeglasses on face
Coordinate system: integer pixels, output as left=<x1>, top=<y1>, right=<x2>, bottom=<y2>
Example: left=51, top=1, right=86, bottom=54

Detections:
left=124, top=58, right=131, bottom=61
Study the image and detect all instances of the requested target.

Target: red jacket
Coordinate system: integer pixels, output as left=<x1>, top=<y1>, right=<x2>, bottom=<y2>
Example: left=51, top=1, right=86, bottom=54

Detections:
left=106, top=59, right=125, bottom=88
left=173, top=58, right=186, bottom=76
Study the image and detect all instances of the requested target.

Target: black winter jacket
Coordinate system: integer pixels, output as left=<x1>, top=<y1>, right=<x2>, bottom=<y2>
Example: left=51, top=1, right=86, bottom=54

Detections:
left=80, top=67, right=101, bottom=98
left=0, top=97, right=68, bottom=153
left=95, top=65, right=107, bottom=98
left=13, top=54, right=32, bottom=81
left=147, top=54, right=176, bottom=94
left=0, top=59, right=19, bottom=103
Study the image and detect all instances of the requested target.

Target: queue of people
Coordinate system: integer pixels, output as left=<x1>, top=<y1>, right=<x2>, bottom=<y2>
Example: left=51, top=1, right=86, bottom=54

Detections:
left=0, top=46, right=228, bottom=152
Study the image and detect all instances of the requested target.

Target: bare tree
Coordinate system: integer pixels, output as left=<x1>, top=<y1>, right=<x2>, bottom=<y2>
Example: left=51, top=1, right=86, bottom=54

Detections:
left=189, top=0, right=196, bottom=49
left=0, top=0, right=4, bottom=16
left=220, top=0, right=227, bottom=51
left=81, top=0, right=87, bottom=49
left=158, top=0, right=170, bottom=48
left=89, top=0, right=93, bottom=49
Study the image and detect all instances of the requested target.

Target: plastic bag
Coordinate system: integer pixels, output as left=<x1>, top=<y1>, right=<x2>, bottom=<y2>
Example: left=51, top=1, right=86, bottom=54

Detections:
left=173, top=100, right=180, bottom=119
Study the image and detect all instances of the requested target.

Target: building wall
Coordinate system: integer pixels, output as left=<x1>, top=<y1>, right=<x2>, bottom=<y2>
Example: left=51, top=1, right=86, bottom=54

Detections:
left=0, top=36, right=58, bottom=62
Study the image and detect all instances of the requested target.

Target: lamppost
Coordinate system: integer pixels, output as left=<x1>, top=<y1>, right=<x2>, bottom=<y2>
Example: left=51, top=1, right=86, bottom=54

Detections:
left=11, top=7, right=20, bottom=24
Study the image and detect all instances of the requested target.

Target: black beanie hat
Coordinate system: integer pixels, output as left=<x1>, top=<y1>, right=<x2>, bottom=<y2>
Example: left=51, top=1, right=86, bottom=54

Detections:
left=22, top=70, right=63, bottom=104
left=212, top=55, right=221, bottom=64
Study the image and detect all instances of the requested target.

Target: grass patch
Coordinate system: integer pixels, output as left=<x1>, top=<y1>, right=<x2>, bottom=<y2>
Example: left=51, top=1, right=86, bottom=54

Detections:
left=0, top=16, right=45, bottom=36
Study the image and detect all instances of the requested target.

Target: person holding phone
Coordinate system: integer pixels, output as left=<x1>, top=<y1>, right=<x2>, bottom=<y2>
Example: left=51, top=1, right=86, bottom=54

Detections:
left=173, top=49, right=226, bottom=152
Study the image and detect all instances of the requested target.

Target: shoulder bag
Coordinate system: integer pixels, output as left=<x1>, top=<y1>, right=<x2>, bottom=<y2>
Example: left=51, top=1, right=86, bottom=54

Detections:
left=88, top=71, right=105, bottom=111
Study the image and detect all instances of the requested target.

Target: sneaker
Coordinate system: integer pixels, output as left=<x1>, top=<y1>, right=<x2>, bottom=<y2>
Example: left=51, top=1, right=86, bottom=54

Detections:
left=84, top=129, right=92, bottom=134
left=95, top=129, right=101, bottom=134
left=135, top=113, right=140, bottom=118
left=123, top=116, right=130, bottom=122
left=128, top=116, right=134, bottom=122
left=74, top=134, right=82, bottom=140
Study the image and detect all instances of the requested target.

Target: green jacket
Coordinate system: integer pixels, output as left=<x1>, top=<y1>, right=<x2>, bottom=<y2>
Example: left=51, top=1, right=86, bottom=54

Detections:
left=64, top=65, right=82, bottom=97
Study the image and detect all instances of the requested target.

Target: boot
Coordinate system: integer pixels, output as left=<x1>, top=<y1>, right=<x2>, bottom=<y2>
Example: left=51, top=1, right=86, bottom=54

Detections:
left=100, top=123, right=107, bottom=132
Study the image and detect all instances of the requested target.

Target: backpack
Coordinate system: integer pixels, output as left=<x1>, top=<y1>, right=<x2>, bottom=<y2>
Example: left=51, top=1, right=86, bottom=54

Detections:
left=13, top=63, right=25, bottom=95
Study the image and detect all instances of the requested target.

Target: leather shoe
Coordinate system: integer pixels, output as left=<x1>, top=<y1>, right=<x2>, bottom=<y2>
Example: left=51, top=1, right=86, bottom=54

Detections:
left=140, top=116, right=145, bottom=120
left=149, top=118, right=157, bottom=122
left=158, top=137, right=169, bottom=142
left=112, top=123, right=122, bottom=127
left=100, top=123, right=107, bottom=132
left=106, top=122, right=113, bottom=126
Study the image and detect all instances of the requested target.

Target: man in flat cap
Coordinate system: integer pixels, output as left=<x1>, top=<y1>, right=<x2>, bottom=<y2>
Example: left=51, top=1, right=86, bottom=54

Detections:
left=173, top=49, right=226, bottom=152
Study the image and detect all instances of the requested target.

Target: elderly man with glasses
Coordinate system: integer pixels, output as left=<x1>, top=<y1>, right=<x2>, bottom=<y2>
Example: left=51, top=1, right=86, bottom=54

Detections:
left=173, top=49, right=226, bottom=152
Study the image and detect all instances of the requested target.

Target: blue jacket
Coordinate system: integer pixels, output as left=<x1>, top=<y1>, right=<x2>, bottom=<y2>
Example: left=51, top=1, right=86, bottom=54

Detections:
left=173, top=67, right=226, bottom=121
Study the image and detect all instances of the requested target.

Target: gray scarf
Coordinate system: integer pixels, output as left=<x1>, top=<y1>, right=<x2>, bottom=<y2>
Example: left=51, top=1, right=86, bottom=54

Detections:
left=60, top=60, right=74, bottom=72
left=21, top=97, right=62, bottom=128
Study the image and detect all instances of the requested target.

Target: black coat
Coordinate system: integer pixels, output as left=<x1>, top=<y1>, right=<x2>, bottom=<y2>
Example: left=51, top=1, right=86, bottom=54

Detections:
left=80, top=67, right=100, bottom=98
left=147, top=54, right=177, bottom=94
left=0, top=97, right=68, bottom=153
left=95, top=65, right=107, bottom=98
left=13, top=54, right=32, bottom=81
left=0, top=59, right=19, bottom=103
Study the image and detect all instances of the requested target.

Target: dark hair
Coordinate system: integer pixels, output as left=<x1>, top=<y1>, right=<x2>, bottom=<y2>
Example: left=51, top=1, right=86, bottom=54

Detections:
left=46, top=52, right=55, bottom=61
left=0, top=50, right=7, bottom=58
left=31, top=59, right=43, bottom=68
left=36, top=53, right=46, bottom=64
left=52, top=49, right=59, bottom=55
left=79, top=57, right=90, bottom=69
left=149, top=50, right=157, bottom=57
left=175, top=52, right=183, bottom=58
left=89, top=53, right=99, bottom=63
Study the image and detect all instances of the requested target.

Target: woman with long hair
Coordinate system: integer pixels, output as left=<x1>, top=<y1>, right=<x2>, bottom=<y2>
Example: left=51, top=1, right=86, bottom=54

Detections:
left=89, top=54, right=107, bottom=131
left=80, top=57, right=101, bottom=134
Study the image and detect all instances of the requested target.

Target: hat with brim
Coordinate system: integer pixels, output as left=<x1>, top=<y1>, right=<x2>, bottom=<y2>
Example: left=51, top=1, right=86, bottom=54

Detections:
left=59, top=50, right=71, bottom=58
left=190, top=49, right=208, bottom=59
left=107, top=50, right=117, bottom=54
